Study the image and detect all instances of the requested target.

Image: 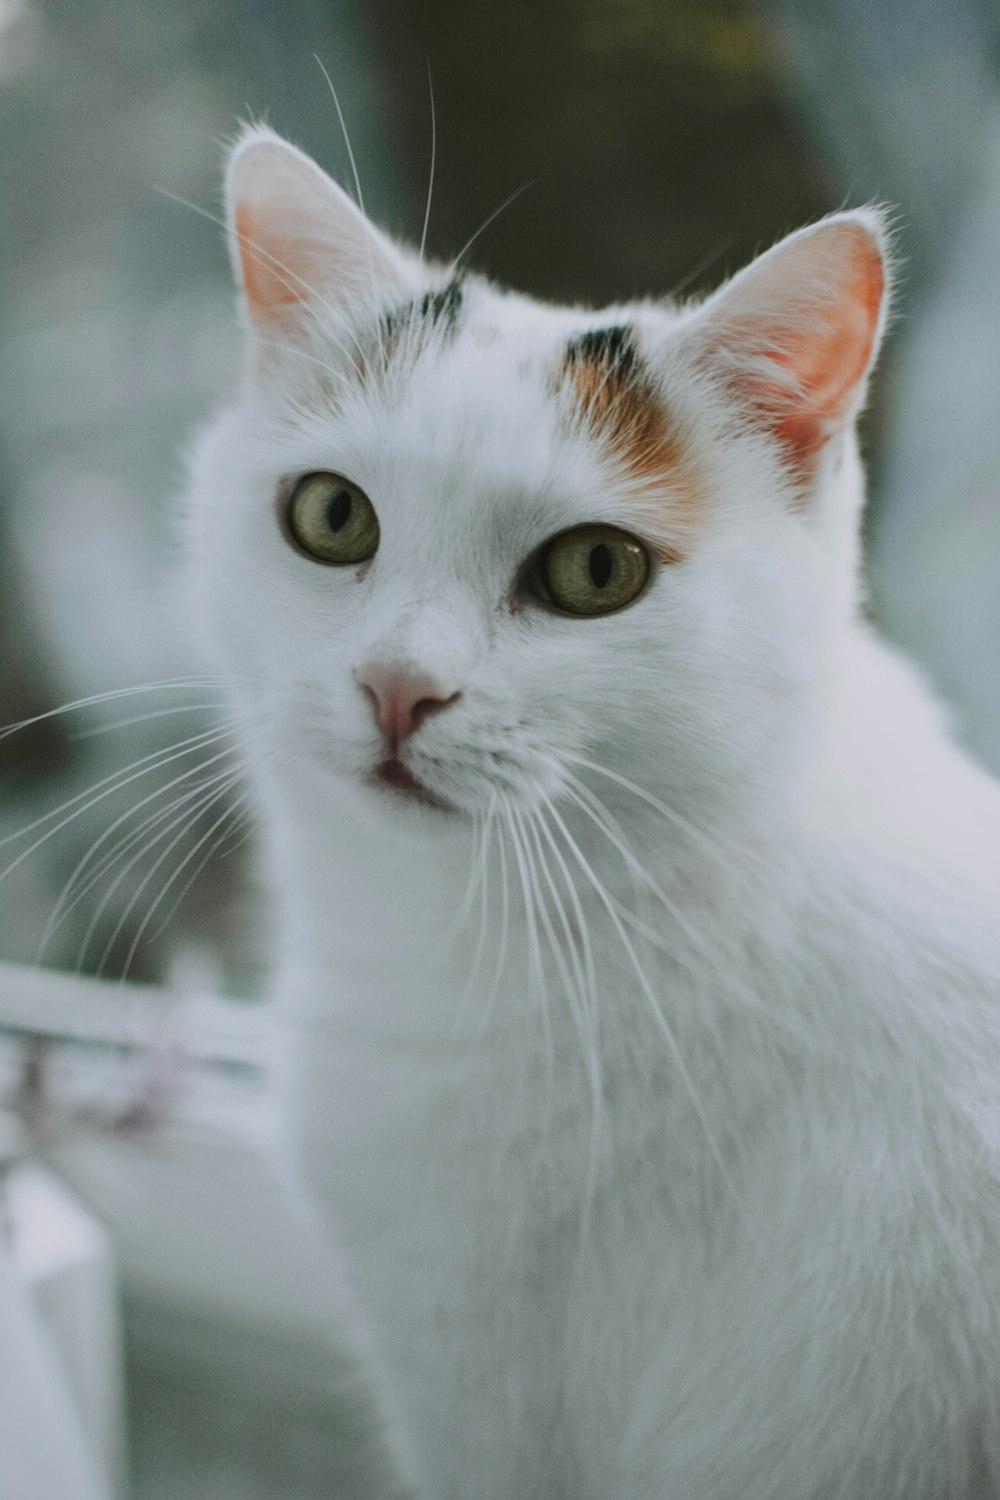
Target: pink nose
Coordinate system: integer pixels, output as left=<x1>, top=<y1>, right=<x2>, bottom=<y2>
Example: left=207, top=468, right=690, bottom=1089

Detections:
left=355, top=665, right=460, bottom=754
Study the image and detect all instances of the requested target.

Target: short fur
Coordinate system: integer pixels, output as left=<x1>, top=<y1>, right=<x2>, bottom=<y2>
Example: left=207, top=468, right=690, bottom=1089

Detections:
left=182, top=125, right=1000, bottom=1497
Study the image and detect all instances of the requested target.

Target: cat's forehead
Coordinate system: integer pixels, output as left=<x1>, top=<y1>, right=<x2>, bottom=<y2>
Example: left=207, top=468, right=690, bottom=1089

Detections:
left=377, top=273, right=677, bottom=380
left=360, top=280, right=695, bottom=541
left=358, top=279, right=683, bottom=479
left=384, top=273, right=618, bottom=352
left=259, top=275, right=700, bottom=565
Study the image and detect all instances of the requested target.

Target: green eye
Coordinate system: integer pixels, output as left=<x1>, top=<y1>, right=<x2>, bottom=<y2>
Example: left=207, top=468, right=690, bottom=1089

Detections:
left=286, top=472, right=380, bottom=564
left=534, top=523, right=651, bottom=616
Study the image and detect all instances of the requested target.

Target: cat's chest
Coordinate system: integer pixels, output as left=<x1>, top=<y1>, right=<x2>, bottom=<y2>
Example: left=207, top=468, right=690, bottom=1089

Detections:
left=281, top=900, right=774, bottom=1280
left=290, top=1002, right=595, bottom=1252
left=287, top=1003, right=708, bottom=1496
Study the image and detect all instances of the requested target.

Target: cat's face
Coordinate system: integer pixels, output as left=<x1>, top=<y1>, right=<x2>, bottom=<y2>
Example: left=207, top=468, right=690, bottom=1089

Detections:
left=184, top=128, right=887, bottom=832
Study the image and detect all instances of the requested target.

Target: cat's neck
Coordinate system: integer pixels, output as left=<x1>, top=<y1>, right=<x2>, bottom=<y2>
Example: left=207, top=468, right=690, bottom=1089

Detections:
left=258, top=745, right=800, bottom=1044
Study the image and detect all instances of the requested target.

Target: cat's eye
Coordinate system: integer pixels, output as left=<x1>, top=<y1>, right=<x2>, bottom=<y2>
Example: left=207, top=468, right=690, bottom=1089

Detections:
left=286, top=472, right=380, bottom=564
left=532, top=524, right=651, bottom=616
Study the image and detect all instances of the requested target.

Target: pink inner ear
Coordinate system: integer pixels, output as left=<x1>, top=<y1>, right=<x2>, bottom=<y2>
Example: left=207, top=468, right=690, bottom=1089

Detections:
left=721, top=222, right=885, bottom=476
left=770, top=235, right=883, bottom=468
left=234, top=202, right=312, bottom=315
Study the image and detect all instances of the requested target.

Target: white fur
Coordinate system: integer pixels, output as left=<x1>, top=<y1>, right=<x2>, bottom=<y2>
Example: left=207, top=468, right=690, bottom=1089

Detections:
left=182, top=130, right=1000, bottom=1497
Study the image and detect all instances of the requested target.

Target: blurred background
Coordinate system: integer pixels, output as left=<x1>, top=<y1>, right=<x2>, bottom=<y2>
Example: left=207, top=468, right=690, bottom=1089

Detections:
left=0, top=3, right=999, bottom=1495
left=1, top=0, right=999, bottom=988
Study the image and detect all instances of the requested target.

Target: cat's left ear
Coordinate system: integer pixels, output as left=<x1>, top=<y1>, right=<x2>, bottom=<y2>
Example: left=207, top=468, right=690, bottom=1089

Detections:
left=681, top=210, right=891, bottom=479
left=225, top=126, right=415, bottom=337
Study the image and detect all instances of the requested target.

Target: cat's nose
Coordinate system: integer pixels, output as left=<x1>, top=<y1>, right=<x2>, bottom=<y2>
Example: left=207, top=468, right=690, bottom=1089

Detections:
left=355, top=664, right=461, bottom=753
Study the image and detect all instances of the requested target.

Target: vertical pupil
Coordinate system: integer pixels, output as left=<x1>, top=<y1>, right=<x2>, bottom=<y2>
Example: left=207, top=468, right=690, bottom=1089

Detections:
left=589, top=544, right=613, bottom=589
left=326, top=490, right=352, bottom=532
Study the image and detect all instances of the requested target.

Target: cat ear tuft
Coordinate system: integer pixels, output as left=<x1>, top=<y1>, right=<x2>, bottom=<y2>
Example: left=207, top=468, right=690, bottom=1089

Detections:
left=224, top=126, right=413, bottom=334
left=684, top=210, right=892, bottom=477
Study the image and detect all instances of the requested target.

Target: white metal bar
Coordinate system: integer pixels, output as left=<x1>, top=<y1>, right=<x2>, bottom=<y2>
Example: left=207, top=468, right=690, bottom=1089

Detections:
left=0, top=960, right=271, bottom=1070
left=0, top=1227, right=111, bottom=1500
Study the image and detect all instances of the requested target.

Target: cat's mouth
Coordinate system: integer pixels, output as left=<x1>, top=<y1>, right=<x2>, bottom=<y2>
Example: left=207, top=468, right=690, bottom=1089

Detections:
left=369, top=757, right=453, bottom=811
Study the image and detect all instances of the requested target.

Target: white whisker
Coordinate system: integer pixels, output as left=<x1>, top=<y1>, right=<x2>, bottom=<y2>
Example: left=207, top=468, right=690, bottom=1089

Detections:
left=254, top=338, right=353, bottom=387
left=68, top=703, right=231, bottom=741
left=313, top=54, right=367, bottom=217
left=544, top=795, right=757, bottom=1243
left=77, top=762, right=246, bottom=975
left=564, top=751, right=784, bottom=883
left=147, top=737, right=292, bottom=949
left=446, top=181, right=534, bottom=280
left=517, top=804, right=593, bottom=1071
left=441, top=800, right=491, bottom=955
left=313, top=54, right=377, bottom=312
left=503, top=794, right=554, bottom=1108
left=39, top=757, right=244, bottom=964
left=561, top=777, right=706, bottom=952
left=144, top=777, right=263, bottom=948
left=0, top=727, right=239, bottom=876
left=446, top=800, right=497, bottom=1047
left=0, top=677, right=227, bottom=743
left=115, top=779, right=256, bottom=984
left=522, top=802, right=605, bottom=1226
left=478, top=799, right=513, bottom=1033
left=419, top=59, right=437, bottom=264
left=558, top=772, right=807, bottom=1045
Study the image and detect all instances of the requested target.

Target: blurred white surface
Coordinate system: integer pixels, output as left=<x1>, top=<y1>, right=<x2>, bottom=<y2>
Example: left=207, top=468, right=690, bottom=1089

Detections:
left=0, top=1146, right=117, bottom=1500
left=6, top=1158, right=127, bottom=1498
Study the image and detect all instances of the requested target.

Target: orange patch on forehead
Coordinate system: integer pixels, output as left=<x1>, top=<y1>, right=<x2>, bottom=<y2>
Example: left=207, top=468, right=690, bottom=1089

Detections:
left=560, top=325, right=699, bottom=560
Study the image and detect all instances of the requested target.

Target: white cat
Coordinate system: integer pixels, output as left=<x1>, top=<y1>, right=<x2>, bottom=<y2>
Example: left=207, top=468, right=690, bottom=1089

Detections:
left=182, top=125, right=1000, bottom=1498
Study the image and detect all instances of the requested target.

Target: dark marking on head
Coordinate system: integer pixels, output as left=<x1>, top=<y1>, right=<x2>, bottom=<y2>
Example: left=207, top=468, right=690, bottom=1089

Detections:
left=420, top=279, right=464, bottom=331
left=565, top=324, right=638, bottom=382
left=379, top=302, right=407, bottom=351
left=380, top=278, right=464, bottom=361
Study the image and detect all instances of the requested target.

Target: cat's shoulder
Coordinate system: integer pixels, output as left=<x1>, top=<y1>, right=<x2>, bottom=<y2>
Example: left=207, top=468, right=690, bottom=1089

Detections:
left=795, top=626, right=1000, bottom=989
left=822, top=623, right=1000, bottom=870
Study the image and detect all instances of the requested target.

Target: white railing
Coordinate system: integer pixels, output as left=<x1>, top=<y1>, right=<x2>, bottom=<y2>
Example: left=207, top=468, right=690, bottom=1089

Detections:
left=0, top=961, right=293, bottom=1500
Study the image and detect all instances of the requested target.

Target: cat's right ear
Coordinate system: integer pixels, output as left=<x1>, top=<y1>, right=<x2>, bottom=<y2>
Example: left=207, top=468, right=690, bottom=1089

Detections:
left=224, top=126, right=414, bottom=338
left=677, top=211, right=891, bottom=485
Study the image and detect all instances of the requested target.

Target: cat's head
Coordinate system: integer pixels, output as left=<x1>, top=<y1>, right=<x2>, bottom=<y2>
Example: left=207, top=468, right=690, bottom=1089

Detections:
left=183, top=126, right=890, bottom=834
